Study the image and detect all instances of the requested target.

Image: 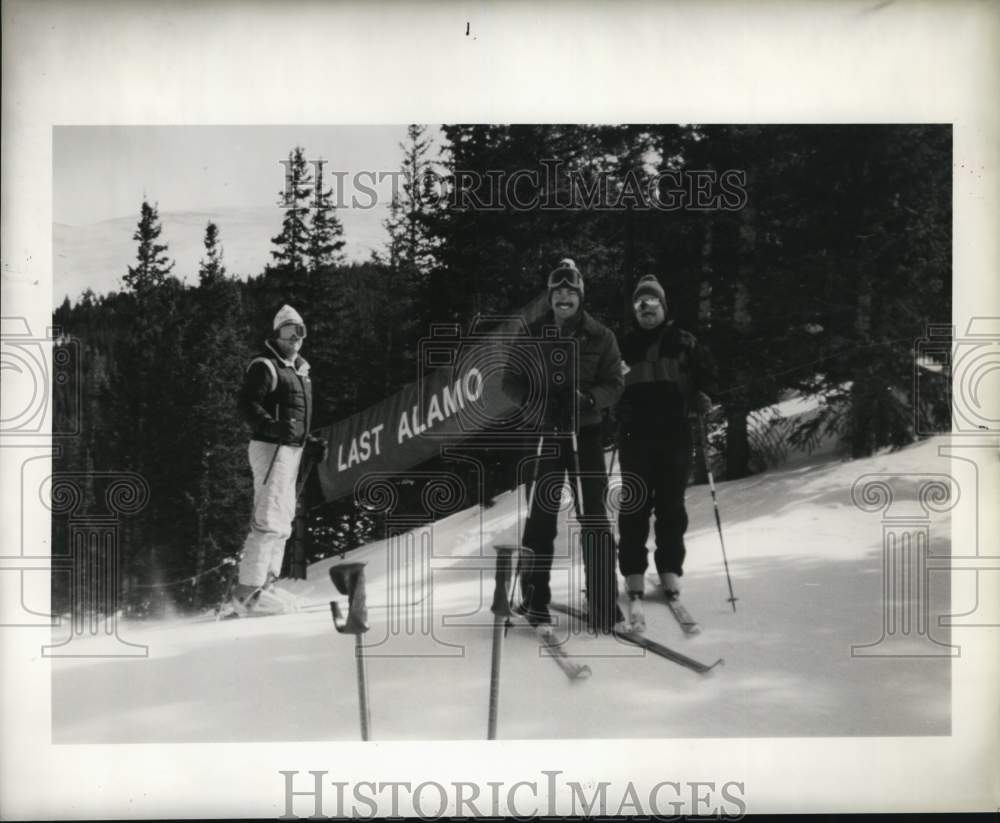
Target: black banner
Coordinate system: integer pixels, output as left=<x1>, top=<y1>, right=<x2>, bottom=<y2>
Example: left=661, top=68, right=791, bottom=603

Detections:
left=315, top=293, right=555, bottom=503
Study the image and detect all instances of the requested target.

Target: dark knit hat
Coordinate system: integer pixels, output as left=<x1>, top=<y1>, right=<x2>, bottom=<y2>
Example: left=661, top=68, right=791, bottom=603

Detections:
left=632, top=274, right=666, bottom=304
left=547, top=258, right=584, bottom=300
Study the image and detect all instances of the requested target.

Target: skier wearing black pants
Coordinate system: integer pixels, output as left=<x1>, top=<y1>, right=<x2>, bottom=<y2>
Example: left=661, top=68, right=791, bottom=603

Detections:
left=617, top=275, right=715, bottom=632
left=504, top=259, right=626, bottom=634
left=521, top=426, right=620, bottom=631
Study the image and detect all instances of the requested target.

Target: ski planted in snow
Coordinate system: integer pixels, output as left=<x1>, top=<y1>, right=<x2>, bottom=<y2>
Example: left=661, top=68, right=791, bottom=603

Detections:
left=665, top=597, right=702, bottom=636
left=535, top=625, right=592, bottom=681
left=549, top=602, right=722, bottom=676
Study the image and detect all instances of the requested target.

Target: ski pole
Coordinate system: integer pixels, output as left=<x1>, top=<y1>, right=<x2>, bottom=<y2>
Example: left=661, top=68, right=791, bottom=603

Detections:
left=696, top=415, right=738, bottom=612
left=507, top=435, right=545, bottom=632
left=262, top=441, right=282, bottom=486
left=606, top=441, right=620, bottom=543
left=329, top=563, right=371, bottom=740
left=569, top=430, right=592, bottom=617
left=488, top=544, right=516, bottom=740
left=294, top=444, right=323, bottom=508
left=263, top=416, right=300, bottom=487
left=525, top=435, right=546, bottom=512
left=571, top=431, right=616, bottom=629
left=569, top=431, right=585, bottom=520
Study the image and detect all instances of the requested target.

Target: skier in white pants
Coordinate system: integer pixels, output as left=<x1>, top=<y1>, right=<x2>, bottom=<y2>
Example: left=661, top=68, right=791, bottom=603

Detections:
left=232, top=304, right=326, bottom=615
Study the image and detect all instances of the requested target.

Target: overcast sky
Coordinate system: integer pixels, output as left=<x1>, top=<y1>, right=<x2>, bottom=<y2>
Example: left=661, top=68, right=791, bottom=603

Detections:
left=54, top=125, right=436, bottom=225
left=51, top=125, right=448, bottom=304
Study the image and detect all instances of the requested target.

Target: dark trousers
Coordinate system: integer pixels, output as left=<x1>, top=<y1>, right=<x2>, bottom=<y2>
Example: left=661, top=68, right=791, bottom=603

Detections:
left=618, top=430, right=693, bottom=579
left=520, top=425, right=622, bottom=631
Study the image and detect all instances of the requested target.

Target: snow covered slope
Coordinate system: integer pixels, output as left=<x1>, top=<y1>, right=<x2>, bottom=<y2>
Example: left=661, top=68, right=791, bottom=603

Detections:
left=51, top=436, right=955, bottom=742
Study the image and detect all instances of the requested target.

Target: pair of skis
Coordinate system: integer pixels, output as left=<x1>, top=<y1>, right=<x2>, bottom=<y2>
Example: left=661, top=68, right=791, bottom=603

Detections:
left=549, top=601, right=723, bottom=675
left=495, top=545, right=719, bottom=684
left=526, top=599, right=714, bottom=682
left=527, top=595, right=706, bottom=681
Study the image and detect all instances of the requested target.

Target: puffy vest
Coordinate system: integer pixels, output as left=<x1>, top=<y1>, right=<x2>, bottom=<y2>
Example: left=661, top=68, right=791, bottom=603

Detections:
left=243, top=341, right=313, bottom=445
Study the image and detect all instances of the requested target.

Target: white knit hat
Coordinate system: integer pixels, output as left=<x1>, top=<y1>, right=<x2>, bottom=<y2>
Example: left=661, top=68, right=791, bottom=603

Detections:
left=273, top=304, right=304, bottom=330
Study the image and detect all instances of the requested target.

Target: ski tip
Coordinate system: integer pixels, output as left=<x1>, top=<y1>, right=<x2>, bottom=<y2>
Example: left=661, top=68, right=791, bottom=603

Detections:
left=703, top=658, right=725, bottom=674
left=574, top=665, right=593, bottom=681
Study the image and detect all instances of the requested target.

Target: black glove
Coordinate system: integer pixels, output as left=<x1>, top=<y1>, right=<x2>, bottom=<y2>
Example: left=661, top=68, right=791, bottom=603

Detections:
left=577, top=390, right=596, bottom=411
left=305, top=435, right=329, bottom=463
left=267, top=419, right=298, bottom=442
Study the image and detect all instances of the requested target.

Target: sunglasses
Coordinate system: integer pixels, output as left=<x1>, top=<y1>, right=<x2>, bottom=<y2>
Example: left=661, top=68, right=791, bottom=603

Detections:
left=633, top=297, right=663, bottom=312
left=277, top=323, right=307, bottom=340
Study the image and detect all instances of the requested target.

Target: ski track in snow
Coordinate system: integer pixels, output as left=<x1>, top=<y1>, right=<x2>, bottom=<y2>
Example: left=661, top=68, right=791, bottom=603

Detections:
left=51, top=436, right=954, bottom=742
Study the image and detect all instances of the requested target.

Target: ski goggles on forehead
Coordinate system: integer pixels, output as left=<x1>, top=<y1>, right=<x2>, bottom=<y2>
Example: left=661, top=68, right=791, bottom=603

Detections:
left=547, top=268, right=583, bottom=291
left=633, top=296, right=663, bottom=311
left=277, top=323, right=307, bottom=339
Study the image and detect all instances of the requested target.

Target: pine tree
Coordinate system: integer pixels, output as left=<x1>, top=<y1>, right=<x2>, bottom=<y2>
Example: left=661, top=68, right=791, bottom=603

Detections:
left=271, top=146, right=313, bottom=274
left=386, top=124, right=439, bottom=273
left=182, top=232, right=253, bottom=608
left=788, top=125, right=952, bottom=457
left=123, top=200, right=174, bottom=292
left=427, top=124, right=632, bottom=324
left=199, top=221, right=227, bottom=285
left=374, top=125, right=442, bottom=392
left=307, top=160, right=346, bottom=272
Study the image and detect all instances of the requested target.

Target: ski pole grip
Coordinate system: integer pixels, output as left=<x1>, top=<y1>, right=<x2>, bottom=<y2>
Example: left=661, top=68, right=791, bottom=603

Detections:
left=330, top=600, right=345, bottom=630
left=491, top=545, right=516, bottom=617
left=329, top=562, right=369, bottom=634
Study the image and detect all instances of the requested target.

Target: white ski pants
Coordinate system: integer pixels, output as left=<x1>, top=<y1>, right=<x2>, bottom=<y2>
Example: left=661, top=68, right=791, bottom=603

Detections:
left=238, top=440, right=304, bottom=587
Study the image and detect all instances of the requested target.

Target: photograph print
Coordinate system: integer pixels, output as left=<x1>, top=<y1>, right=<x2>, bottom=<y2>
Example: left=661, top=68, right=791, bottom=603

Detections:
left=47, top=122, right=956, bottom=743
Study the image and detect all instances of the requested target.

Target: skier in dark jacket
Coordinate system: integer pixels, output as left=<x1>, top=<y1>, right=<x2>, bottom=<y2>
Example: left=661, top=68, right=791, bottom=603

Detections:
left=230, top=304, right=327, bottom=615
left=617, top=275, right=715, bottom=632
left=504, top=259, right=626, bottom=634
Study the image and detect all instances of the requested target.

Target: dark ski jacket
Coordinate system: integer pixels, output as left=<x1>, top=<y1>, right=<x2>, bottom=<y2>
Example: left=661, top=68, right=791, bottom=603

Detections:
left=617, top=321, right=716, bottom=440
left=238, top=340, right=313, bottom=446
left=504, top=309, right=624, bottom=432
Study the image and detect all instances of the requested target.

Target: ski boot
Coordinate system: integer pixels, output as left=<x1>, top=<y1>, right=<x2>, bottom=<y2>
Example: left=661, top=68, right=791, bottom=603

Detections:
left=263, top=572, right=301, bottom=612
left=659, top=572, right=681, bottom=602
left=627, top=594, right=646, bottom=634
left=228, top=581, right=293, bottom=617
left=514, top=600, right=552, bottom=628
